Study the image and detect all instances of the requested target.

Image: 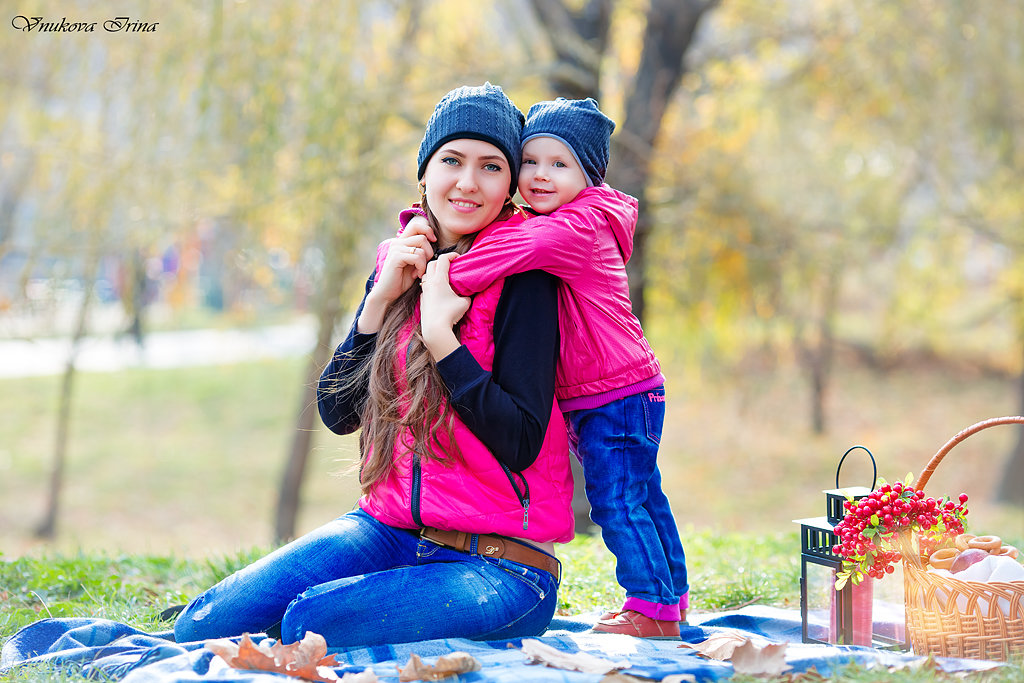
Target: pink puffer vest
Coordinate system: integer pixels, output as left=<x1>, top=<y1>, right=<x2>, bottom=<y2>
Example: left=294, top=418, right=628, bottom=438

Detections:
left=358, top=231, right=575, bottom=544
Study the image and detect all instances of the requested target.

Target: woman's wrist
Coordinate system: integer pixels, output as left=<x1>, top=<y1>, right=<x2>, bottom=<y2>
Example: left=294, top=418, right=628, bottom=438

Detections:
left=422, top=320, right=460, bottom=361
left=357, top=290, right=389, bottom=334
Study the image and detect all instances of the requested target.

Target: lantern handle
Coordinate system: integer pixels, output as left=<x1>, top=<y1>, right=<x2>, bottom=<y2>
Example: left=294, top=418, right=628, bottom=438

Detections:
left=835, top=445, right=877, bottom=491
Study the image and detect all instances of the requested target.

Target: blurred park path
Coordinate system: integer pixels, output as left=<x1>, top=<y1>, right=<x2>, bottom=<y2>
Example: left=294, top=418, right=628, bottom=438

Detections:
left=0, top=316, right=317, bottom=378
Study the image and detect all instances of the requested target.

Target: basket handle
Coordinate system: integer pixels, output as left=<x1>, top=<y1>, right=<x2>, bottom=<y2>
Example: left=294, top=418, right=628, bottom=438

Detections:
left=913, top=415, right=1024, bottom=491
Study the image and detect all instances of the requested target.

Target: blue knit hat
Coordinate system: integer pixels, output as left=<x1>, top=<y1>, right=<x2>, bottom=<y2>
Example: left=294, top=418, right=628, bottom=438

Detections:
left=521, top=97, right=615, bottom=187
left=417, top=83, right=525, bottom=193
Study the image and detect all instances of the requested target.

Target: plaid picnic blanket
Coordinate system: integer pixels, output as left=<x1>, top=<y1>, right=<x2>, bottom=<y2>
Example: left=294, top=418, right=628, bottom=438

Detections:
left=1, top=605, right=1002, bottom=682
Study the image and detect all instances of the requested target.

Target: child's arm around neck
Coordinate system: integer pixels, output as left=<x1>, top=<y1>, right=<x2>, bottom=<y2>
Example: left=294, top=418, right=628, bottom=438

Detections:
left=445, top=185, right=638, bottom=296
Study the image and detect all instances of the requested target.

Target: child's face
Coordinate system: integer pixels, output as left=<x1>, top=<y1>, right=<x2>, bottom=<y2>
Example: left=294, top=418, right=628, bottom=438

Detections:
left=518, top=136, right=589, bottom=215
left=421, top=138, right=512, bottom=247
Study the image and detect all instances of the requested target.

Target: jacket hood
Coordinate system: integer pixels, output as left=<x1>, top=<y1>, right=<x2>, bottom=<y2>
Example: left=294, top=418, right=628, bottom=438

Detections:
left=575, top=184, right=639, bottom=263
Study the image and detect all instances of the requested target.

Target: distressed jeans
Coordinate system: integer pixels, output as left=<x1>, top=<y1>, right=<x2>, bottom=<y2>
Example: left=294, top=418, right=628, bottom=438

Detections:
left=567, top=386, right=689, bottom=621
left=173, top=508, right=559, bottom=647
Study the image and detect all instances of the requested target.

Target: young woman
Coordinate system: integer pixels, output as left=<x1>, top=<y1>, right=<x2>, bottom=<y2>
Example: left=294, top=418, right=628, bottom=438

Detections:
left=173, top=84, right=574, bottom=648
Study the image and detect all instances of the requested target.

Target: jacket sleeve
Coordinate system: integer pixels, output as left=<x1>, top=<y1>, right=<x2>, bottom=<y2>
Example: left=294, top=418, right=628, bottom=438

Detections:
left=317, top=271, right=377, bottom=435
left=436, top=269, right=560, bottom=472
left=447, top=210, right=595, bottom=296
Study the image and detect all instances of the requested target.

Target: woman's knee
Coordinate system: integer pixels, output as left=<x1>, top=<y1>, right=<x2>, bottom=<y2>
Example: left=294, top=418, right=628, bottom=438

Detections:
left=278, top=598, right=306, bottom=644
left=279, top=586, right=348, bottom=644
left=172, top=601, right=207, bottom=642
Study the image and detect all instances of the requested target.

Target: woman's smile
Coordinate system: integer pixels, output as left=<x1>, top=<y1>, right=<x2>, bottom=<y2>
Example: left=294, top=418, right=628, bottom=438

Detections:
left=448, top=197, right=483, bottom=212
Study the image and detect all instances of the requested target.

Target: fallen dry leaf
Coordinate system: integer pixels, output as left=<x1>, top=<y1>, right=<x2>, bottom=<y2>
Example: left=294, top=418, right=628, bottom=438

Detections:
left=397, top=651, right=481, bottom=681
left=519, top=638, right=631, bottom=674
left=678, top=632, right=750, bottom=660
left=206, top=632, right=352, bottom=682
left=680, top=632, right=791, bottom=676
left=730, top=640, right=791, bottom=676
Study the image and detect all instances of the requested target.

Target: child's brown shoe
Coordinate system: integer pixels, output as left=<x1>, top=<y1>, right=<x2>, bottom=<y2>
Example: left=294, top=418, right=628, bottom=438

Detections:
left=592, top=610, right=680, bottom=639
left=600, top=608, right=687, bottom=625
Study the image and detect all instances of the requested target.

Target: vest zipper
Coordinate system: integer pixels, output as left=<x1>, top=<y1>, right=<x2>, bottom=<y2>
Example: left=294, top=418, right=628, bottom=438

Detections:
left=411, top=452, right=423, bottom=527
left=499, top=463, right=531, bottom=530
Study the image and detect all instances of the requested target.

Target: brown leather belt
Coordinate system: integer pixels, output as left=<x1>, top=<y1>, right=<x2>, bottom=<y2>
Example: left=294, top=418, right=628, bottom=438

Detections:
left=420, top=527, right=561, bottom=582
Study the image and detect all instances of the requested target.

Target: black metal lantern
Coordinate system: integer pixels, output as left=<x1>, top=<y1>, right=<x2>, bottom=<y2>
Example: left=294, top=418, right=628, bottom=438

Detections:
left=794, top=446, right=906, bottom=648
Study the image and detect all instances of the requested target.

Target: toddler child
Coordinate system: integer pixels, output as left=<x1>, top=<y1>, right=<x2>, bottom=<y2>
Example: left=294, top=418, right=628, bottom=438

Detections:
left=403, top=97, right=689, bottom=639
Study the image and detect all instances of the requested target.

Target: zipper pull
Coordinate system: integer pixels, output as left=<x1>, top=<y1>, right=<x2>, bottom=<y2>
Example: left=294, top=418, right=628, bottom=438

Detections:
left=522, top=499, right=530, bottom=530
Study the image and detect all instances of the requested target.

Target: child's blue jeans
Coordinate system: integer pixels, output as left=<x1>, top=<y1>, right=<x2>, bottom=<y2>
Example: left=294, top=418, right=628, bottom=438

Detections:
left=567, top=386, right=689, bottom=620
left=173, top=508, right=559, bottom=647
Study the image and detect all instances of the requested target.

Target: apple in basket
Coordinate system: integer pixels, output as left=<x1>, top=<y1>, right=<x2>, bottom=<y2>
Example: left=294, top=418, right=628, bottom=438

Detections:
left=950, top=549, right=990, bottom=574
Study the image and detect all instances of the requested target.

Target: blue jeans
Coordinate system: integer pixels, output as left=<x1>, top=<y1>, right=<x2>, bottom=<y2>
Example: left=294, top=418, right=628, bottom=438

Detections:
left=173, top=509, right=559, bottom=647
left=567, top=387, right=688, bottom=617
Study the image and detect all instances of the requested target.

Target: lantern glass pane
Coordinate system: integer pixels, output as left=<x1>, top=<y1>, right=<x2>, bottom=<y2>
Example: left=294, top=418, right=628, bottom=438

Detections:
left=804, top=561, right=834, bottom=643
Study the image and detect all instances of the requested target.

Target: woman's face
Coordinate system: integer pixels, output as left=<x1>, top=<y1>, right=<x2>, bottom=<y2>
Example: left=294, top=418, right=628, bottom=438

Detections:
left=421, top=138, right=511, bottom=247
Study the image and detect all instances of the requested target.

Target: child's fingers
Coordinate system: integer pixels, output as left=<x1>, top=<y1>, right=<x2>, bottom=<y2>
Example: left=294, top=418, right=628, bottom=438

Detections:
left=432, top=252, right=457, bottom=281
left=400, top=216, right=437, bottom=242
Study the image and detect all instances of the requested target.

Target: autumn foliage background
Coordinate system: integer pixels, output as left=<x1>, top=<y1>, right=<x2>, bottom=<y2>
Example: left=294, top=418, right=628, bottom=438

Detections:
left=0, top=0, right=1022, bottom=558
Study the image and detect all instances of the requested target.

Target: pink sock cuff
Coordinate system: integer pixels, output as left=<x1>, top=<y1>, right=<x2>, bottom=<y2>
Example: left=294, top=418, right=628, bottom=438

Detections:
left=679, top=592, right=689, bottom=610
left=622, top=596, right=681, bottom=621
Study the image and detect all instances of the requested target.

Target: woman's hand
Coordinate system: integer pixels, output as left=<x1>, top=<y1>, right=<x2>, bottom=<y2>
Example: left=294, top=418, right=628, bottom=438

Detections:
left=420, top=253, right=469, bottom=361
left=358, top=227, right=436, bottom=334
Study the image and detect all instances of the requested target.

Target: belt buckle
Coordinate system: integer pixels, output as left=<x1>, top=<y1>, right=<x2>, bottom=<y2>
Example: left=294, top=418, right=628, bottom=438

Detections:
left=479, top=536, right=505, bottom=558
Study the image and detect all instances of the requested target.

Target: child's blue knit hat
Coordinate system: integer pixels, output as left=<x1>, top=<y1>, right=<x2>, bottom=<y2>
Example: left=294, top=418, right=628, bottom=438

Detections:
left=521, top=97, right=615, bottom=187
left=417, top=83, right=525, bottom=193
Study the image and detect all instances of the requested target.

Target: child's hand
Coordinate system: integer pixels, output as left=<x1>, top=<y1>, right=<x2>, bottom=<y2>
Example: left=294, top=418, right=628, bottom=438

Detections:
left=400, top=214, right=437, bottom=246
left=419, top=253, right=469, bottom=360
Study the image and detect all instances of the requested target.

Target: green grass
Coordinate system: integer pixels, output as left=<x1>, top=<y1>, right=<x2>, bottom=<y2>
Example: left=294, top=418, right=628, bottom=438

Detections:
left=0, top=550, right=265, bottom=639
left=0, top=358, right=365, bottom=557
left=557, top=530, right=800, bottom=616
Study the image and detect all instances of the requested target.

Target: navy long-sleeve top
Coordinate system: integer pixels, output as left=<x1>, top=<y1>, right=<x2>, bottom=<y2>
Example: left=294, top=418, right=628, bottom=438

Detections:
left=317, top=268, right=560, bottom=473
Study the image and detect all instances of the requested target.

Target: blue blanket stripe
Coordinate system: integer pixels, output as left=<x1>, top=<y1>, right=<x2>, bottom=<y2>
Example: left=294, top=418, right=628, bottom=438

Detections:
left=0, top=606, right=1001, bottom=682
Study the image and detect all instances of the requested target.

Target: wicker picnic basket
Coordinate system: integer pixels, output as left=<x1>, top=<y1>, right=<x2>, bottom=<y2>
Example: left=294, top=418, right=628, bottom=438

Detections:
left=903, top=416, right=1024, bottom=661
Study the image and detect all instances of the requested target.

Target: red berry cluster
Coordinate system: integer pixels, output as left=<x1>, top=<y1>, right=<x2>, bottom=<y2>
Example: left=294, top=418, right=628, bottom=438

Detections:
left=832, top=479, right=968, bottom=587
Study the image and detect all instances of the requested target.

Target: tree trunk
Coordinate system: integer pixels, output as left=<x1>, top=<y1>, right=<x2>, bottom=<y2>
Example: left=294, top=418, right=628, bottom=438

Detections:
left=995, top=337, right=1024, bottom=506
left=526, top=0, right=612, bottom=99
left=274, top=301, right=341, bottom=543
left=608, top=0, right=717, bottom=323
left=807, top=271, right=839, bottom=434
left=36, top=256, right=99, bottom=539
